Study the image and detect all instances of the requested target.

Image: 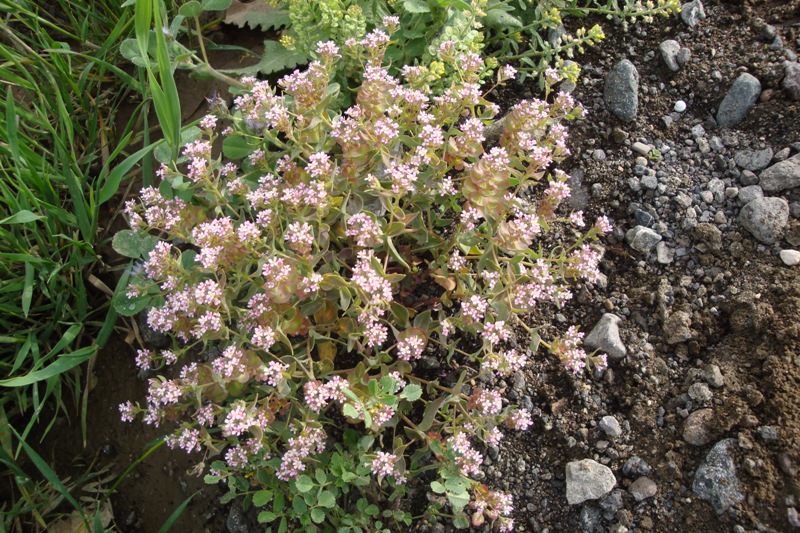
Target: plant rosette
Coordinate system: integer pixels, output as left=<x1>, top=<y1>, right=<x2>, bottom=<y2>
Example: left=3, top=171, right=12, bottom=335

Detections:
left=117, top=23, right=611, bottom=532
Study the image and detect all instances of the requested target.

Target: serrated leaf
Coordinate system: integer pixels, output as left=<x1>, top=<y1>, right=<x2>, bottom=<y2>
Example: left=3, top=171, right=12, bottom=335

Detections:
left=401, top=383, right=422, bottom=402
left=253, top=490, right=273, bottom=507
left=224, top=0, right=291, bottom=31
left=343, top=403, right=359, bottom=419
left=446, top=490, right=470, bottom=512
left=430, top=481, right=446, bottom=494
left=310, top=508, right=325, bottom=523
left=295, top=474, right=314, bottom=493
left=318, top=490, right=335, bottom=508
left=453, top=515, right=470, bottom=529
left=257, top=511, right=277, bottom=523
left=220, top=40, right=308, bottom=76
left=112, top=229, right=158, bottom=259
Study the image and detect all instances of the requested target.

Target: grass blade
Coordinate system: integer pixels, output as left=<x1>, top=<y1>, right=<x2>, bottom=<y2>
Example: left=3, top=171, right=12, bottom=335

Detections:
left=157, top=491, right=200, bottom=533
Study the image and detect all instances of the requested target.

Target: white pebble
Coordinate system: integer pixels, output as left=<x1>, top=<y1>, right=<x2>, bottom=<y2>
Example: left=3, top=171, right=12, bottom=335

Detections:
left=674, top=100, right=687, bottom=112
left=780, top=249, right=800, bottom=266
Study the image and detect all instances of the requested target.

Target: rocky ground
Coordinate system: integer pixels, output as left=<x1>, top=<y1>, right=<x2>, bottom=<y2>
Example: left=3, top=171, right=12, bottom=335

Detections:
left=481, top=0, right=800, bottom=531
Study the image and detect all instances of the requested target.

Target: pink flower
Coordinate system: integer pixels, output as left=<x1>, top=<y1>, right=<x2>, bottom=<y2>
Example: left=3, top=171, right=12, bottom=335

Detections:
left=506, top=409, right=533, bottom=431
left=396, top=334, right=425, bottom=361
left=119, top=401, right=135, bottom=423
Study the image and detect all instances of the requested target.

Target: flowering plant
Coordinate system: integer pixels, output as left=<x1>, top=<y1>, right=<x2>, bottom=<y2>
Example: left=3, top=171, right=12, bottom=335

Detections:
left=117, top=21, right=610, bottom=531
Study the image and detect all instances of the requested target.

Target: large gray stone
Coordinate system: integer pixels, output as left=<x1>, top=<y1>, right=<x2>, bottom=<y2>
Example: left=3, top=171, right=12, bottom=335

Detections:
left=739, top=197, right=789, bottom=244
left=604, top=60, right=639, bottom=122
left=693, top=439, right=744, bottom=514
left=681, top=0, right=706, bottom=27
left=660, top=40, right=681, bottom=72
left=584, top=313, right=627, bottom=360
left=759, top=154, right=800, bottom=192
left=683, top=408, right=717, bottom=446
left=566, top=459, right=617, bottom=505
left=626, top=225, right=662, bottom=253
left=734, top=147, right=773, bottom=171
left=782, top=61, right=800, bottom=100
left=716, top=73, right=761, bottom=128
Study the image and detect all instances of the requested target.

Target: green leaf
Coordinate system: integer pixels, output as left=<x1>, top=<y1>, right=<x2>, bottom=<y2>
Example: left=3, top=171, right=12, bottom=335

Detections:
left=253, top=489, right=273, bottom=507
left=365, top=504, right=379, bottom=516
left=295, top=474, right=314, bottom=493
left=343, top=403, right=359, bottom=419
left=318, top=490, right=335, bottom=508
left=401, top=383, right=422, bottom=402
left=158, top=492, right=198, bottom=533
left=403, top=0, right=430, bottom=13
left=418, top=395, right=447, bottom=432
left=315, top=469, right=327, bottom=485
left=310, top=507, right=325, bottom=524
left=484, top=9, right=523, bottom=29
left=112, top=229, right=158, bottom=259
left=222, top=134, right=258, bottom=160
left=257, top=511, right=277, bottom=523
left=292, top=495, right=308, bottom=514
left=178, top=0, right=202, bottom=16
left=219, top=40, right=308, bottom=76
left=446, top=490, right=470, bottom=513
left=430, top=481, right=446, bottom=494
left=0, top=346, right=95, bottom=387
left=0, top=210, right=45, bottom=224
left=202, top=0, right=232, bottom=10
left=452, top=515, right=470, bottom=529
left=112, top=290, right=152, bottom=317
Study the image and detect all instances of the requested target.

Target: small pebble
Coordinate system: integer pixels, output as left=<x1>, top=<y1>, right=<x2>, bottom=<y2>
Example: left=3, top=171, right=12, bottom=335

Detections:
left=674, top=100, right=687, bottom=112
left=780, top=250, right=800, bottom=266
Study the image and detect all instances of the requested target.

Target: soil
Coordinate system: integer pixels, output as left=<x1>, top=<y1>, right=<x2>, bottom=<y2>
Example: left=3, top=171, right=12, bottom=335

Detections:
left=11, top=0, right=800, bottom=531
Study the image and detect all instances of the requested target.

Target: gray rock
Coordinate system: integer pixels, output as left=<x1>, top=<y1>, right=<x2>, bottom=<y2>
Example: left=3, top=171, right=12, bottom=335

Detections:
left=734, top=147, right=773, bottom=171
left=604, top=60, right=640, bottom=122
left=737, top=185, right=764, bottom=204
left=759, top=154, right=800, bottom=192
left=683, top=408, right=716, bottom=446
left=599, top=416, right=623, bottom=438
left=227, top=501, right=254, bottom=533
left=592, top=149, right=607, bottom=161
left=660, top=40, right=681, bottom=71
left=689, top=382, right=713, bottom=402
left=626, top=225, right=662, bottom=252
left=664, top=310, right=692, bottom=344
left=780, top=249, right=800, bottom=266
left=681, top=0, right=706, bottom=27
left=693, top=439, right=745, bottom=514
left=703, top=364, right=725, bottom=388
left=585, top=313, right=627, bottom=360
left=623, top=456, right=653, bottom=477
left=580, top=505, right=603, bottom=533
left=788, top=507, right=800, bottom=528
left=677, top=47, right=692, bottom=66
left=739, top=197, right=789, bottom=244
left=740, top=170, right=760, bottom=186
left=628, top=477, right=658, bottom=502
left=547, top=24, right=566, bottom=46
left=566, top=459, right=617, bottom=505
left=656, top=241, right=675, bottom=264
left=758, top=426, right=778, bottom=442
left=716, top=73, right=761, bottom=128
left=783, top=61, right=800, bottom=101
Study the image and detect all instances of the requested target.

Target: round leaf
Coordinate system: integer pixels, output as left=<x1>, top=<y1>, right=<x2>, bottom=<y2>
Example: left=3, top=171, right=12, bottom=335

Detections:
left=178, top=0, right=203, bottom=17
left=295, top=474, right=314, bottom=493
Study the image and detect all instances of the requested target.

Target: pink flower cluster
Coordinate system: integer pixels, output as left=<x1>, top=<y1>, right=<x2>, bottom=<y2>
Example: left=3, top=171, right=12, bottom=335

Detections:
left=303, top=376, right=349, bottom=413
left=470, top=388, right=503, bottom=415
left=396, top=333, right=425, bottom=361
left=346, top=213, right=382, bottom=247
left=449, top=433, right=483, bottom=477
left=368, top=451, right=406, bottom=483
left=276, top=425, right=327, bottom=481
